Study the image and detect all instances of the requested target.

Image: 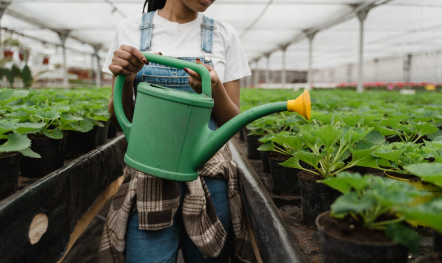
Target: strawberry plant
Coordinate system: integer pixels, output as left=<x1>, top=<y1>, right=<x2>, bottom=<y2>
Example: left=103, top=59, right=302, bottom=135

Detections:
left=322, top=172, right=431, bottom=253
left=281, top=124, right=381, bottom=178
left=0, top=120, right=44, bottom=157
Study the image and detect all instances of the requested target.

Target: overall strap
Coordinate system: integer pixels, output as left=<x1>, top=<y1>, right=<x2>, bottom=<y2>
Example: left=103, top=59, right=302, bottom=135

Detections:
left=139, top=11, right=155, bottom=51
left=201, top=16, right=215, bottom=58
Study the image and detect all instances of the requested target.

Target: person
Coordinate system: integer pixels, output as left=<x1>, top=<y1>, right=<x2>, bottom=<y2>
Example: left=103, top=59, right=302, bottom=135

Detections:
left=98, top=0, right=254, bottom=263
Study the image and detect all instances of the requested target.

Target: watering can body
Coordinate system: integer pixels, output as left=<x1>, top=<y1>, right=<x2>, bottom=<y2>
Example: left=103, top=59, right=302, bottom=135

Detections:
left=114, top=53, right=311, bottom=181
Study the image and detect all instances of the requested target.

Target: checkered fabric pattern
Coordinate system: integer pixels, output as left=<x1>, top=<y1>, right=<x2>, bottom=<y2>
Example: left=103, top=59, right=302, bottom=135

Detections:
left=98, top=145, right=256, bottom=263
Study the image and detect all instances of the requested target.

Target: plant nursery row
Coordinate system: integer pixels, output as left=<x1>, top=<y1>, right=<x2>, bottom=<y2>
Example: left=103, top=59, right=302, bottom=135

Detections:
left=0, top=88, right=115, bottom=200
left=238, top=89, right=442, bottom=263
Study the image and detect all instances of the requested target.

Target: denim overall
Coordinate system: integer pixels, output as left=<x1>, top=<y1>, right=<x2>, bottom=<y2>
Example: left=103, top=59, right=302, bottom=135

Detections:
left=126, top=12, right=232, bottom=263
left=134, top=11, right=217, bottom=131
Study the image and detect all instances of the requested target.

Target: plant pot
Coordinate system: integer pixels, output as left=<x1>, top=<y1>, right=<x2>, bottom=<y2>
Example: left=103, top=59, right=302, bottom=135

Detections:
left=298, top=171, right=341, bottom=225
left=260, top=151, right=270, bottom=173
left=435, top=231, right=442, bottom=253
left=107, top=123, right=118, bottom=139
left=4, top=50, right=13, bottom=59
left=43, top=57, right=49, bottom=65
left=414, top=253, right=442, bottom=263
left=97, top=121, right=110, bottom=145
left=0, top=152, right=21, bottom=200
left=19, top=52, right=28, bottom=62
left=246, top=134, right=261, bottom=159
left=316, top=211, right=409, bottom=263
left=65, top=126, right=99, bottom=159
left=269, top=153, right=300, bottom=195
left=20, top=135, right=66, bottom=179
left=239, top=127, right=245, bottom=141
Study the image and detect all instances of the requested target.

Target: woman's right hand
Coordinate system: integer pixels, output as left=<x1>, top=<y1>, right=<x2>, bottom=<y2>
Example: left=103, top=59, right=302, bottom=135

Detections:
left=108, top=45, right=149, bottom=83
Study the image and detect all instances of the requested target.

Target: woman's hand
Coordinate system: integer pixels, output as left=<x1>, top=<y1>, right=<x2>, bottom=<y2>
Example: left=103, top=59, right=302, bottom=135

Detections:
left=184, top=58, right=219, bottom=93
left=108, top=45, right=150, bottom=84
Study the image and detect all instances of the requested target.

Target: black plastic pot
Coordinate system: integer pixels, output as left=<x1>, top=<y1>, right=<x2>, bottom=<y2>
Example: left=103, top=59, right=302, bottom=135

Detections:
left=269, top=155, right=300, bottom=195
left=107, top=123, right=118, bottom=139
left=65, top=126, right=99, bottom=159
left=0, top=153, right=21, bottom=200
left=414, top=253, right=442, bottom=263
left=435, top=231, right=442, bottom=253
left=97, top=121, right=110, bottom=145
left=246, top=134, right=261, bottom=160
left=260, top=151, right=270, bottom=173
left=20, top=136, right=66, bottom=178
left=239, top=127, right=245, bottom=141
left=299, top=172, right=341, bottom=225
left=316, top=212, right=409, bottom=263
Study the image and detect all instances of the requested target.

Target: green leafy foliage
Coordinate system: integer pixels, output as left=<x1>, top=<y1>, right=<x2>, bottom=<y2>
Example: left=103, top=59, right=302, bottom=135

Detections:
left=404, top=163, right=442, bottom=188
left=325, top=172, right=431, bottom=253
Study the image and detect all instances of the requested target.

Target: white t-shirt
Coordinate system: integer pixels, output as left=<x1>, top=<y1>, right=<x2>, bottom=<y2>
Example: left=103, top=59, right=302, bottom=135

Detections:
left=103, top=11, right=251, bottom=83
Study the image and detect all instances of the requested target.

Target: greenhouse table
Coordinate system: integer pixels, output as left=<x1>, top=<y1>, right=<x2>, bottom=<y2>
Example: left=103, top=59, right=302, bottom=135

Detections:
left=0, top=135, right=127, bottom=263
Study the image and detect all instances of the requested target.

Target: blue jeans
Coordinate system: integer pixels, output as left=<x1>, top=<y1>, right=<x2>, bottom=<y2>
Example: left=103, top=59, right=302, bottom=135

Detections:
left=126, top=177, right=232, bottom=263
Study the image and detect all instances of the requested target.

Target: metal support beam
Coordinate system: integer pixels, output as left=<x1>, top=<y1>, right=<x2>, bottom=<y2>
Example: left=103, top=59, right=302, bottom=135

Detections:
left=307, top=32, right=316, bottom=90
left=281, top=47, right=287, bottom=88
left=0, top=1, right=12, bottom=60
left=57, top=30, right=71, bottom=89
left=357, top=8, right=369, bottom=93
left=265, top=54, right=270, bottom=88
left=254, top=60, right=260, bottom=88
left=404, top=53, right=412, bottom=83
left=93, top=45, right=103, bottom=87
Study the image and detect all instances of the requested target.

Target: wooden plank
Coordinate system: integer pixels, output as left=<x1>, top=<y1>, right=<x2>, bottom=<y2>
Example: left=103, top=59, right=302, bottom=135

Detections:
left=58, top=175, right=124, bottom=263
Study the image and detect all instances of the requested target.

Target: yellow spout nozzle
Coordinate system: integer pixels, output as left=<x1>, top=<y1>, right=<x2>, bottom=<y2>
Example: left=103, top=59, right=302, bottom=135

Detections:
left=287, top=90, right=311, bottom=120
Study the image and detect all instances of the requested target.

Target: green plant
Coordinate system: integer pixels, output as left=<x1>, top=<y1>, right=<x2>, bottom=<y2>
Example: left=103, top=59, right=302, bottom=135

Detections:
left=374, top=115, right=438, bottom=143
left=0, top=120, right=44, bottom=157
left=322, top=172, right=431, bottom=253
left=373, top=142, right=442, bottom=175
left=3, top=38, right=21, bottom=49
left=281, top=124, right=381, bottom=178
left=21, top=64, right=32, bottom=89
left=404, top=163, right=442, bottom=188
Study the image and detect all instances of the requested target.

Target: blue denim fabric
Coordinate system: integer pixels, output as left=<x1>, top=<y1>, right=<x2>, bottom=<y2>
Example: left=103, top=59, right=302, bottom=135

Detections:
left=126, top=177, right=232, bottom=263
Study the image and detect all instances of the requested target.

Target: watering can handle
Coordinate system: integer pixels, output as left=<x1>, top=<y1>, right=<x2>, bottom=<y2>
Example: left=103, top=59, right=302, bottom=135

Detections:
left=113, top=53, right=212, bottom=140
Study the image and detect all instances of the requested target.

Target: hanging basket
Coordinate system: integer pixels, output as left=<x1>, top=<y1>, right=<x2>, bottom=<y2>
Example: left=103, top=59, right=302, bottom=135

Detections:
left=43, top=57, right=49, bottom=65
left=4, top=50, right=14, bottom=59
left=19, top=51, right=29, bottom=62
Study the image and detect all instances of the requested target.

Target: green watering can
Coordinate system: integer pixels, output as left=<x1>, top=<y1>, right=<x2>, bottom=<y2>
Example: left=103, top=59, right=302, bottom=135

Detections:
left=114, top=53, right=311, bottom=182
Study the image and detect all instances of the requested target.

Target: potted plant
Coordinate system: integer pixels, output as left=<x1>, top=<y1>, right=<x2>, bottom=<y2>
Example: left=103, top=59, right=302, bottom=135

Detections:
left=317, top=172, right=433, bottom=263
left=19, top=47, right=30, bottom=62
left=43, top=56, right=50, bottom=65
left=3, top=38, right=20, bottom=59
left=282, top=124, right=382, bottom=225
left=0, top=120, right=43, bottom=199
left=373, top=142, right=442, bottom=204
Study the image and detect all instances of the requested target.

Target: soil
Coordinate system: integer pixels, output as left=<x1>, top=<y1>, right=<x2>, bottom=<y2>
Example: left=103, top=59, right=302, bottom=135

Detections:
left=298, top=170, right=323, bottom=183
left=318, top=212, right=395, bottom=244
left=268, top=151, right=290, bottom=162
left=416, top=253, right=442, bottom=263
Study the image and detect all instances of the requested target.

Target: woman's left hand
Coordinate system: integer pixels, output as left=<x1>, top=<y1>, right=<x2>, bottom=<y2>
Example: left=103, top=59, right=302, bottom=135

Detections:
left=184, top=58, right=219, bottom=94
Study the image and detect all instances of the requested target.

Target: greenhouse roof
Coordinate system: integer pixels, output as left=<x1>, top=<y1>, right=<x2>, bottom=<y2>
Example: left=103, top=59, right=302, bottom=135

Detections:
left=3, top=0, right=442, bottom=71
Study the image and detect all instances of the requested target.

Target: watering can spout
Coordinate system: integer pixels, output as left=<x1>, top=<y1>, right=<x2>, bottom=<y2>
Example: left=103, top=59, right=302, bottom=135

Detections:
left=195, top=90, right=311, bottom=168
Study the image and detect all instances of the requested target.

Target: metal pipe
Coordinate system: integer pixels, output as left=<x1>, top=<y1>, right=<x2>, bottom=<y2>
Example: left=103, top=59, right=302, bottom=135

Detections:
left=307, top=33, right=316, bottom=90
left=57, top=31, right=70, bottom=88
left=357, top=9, right=369, bottom=93
left=281, top=48, right=287, bottom=88
left=265, top=54, right=270, bottom=88
left=254, top=60, right=260, bottom=88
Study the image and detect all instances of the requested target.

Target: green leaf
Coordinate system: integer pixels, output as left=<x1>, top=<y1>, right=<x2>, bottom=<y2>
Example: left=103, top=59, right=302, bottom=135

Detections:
left=398, top=197, right=442, bottom=233
left=374, top=125, right=398, bottom=136
left=280, top=157, right=306, bottom=170
left=42, top=129, right=64, bottom=140
left=331, top=192, right=375, bottom=216
left=350, top=145, right=381, bottom=165
left=257, top=141, right=274, bottom=152
left=404, top=163, right=442, bottom=188
left=68, top=118, right=95, bottom=133
left=19, top=148, right=41, bottom=158
left=364, top=130, right=386, bottom=144
left=415, top=123, right=438, bottom=137
left=321, top=172, right=371, bottom=194
left=294, top=151, right=323, bottom=169
left=316, top=125, right=342, bottom=152
left=385, top=223, right=420, bottom=254
left=373, top=148, right=404, bottom=165
left=0, top=133, right=31, bottom=152
left=339, top=115, right=364, bottom=127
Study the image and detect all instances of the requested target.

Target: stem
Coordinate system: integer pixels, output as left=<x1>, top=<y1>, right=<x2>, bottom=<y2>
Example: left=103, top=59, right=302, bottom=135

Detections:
left=370, top=217, right=405, bottom=228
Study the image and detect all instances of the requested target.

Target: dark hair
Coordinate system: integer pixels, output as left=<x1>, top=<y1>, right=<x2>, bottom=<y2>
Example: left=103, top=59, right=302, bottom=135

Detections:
left=143, top=0, right=166, bottom=13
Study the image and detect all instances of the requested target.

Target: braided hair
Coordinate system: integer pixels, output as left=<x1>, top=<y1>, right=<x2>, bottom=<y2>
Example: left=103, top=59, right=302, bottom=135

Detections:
left=143, top=0, right=167, bottom=13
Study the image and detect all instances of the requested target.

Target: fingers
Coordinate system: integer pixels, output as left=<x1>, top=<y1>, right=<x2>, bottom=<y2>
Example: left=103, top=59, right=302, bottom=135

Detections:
left=112, top=57, right=138, bottom=73
left=108, top=64, right=133, bottom=76
left=120, top=45, right=148, bottom=65
left=110, top=45, right=163, bottom=76
left=183, top=67, right=201, bottom=81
